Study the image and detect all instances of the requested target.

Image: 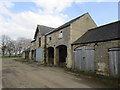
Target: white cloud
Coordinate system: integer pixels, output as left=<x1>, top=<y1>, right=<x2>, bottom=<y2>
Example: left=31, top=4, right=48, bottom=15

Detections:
left=0, top=0, right=119, bottom=40
left=74, top=0, right=119, bottom=2
left=0, top=2, right=13, bottom=16
left=0, top=0, right=119, bottom=2
left=32, top=0, right=75, bottom=14
left=0, top=2, right=68, bottom=39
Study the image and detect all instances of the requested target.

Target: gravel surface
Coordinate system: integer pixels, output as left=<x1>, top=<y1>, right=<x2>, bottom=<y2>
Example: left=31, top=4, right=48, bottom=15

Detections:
left=2, top=58, right=111, bottom=88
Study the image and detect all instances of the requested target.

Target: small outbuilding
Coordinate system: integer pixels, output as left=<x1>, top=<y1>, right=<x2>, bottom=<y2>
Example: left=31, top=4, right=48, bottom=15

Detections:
left=72, top=21, right=120, bottom=76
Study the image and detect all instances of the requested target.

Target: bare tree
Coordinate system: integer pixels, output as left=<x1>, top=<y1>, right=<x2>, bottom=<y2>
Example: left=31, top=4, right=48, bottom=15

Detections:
left=16, top=37, right=31, bottom=55
left=1, top=35, right=11, bottom=56
left=12, top=40, right=18, bottom=56
left=6, top=41, right=13, bottom=56
left=1, top=35, right=31, bottom=56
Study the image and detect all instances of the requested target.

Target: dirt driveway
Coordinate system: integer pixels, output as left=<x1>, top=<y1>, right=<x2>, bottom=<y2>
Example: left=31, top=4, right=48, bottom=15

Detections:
left=2, top=58, right=111, bottom=88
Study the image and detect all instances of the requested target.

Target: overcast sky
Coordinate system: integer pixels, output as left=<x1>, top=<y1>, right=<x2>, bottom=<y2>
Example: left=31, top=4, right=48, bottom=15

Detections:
left=0, top=0, right=119, bottom=40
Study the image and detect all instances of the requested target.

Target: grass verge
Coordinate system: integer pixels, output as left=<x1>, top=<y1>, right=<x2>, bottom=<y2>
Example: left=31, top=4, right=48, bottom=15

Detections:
left=0, top=55, right=21, bottom=58
left=14, top=58, right=35, bottom=63
left=65, top=68, right=120, bottom=88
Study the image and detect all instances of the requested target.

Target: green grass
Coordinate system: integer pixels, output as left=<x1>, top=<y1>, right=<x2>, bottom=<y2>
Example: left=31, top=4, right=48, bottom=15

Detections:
left=65, top=68, right=120, bottom=88
left=0, top=55, right=21, bottom=58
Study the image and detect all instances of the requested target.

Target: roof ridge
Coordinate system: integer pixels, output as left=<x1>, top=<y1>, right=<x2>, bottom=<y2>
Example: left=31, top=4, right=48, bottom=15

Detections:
left=37, top=25, right=55, bottom=29
left=88, top=20, right=120, bottom=32
left=72, top=20, right=120, bottom=45
left=68, top=12, right=89, bottom=23
left=46, top=12, right=89, bottom=35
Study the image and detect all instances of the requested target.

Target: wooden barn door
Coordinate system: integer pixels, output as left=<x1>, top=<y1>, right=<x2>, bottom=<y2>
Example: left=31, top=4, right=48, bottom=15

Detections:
left=74, top=46, right=95, bottom=72
left=109, top=48, right=120, bottom=76
left=85, top=47, right=95, bottom=71
left=74, top=47, right=85, bottom=70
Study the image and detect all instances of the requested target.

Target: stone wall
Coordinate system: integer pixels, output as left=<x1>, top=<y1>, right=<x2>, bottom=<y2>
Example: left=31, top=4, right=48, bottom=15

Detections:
left=30, top=31, right=45, bottom=62
left=41, top=35, right=46, bottom=63
left=72, top=40, right=120, bottom=76
left=95, top=40, right=119, bottom=76
left=46, top=26, right=70, bottom=47
left=45, top=14, right=97, bottom=68
left=46, top=26, right=71, bottom=67
left=70, top=13, right=97, bottom=43
left=22, top=52, right=25, bottom=59
left=70, top=13, right=97, bottom=68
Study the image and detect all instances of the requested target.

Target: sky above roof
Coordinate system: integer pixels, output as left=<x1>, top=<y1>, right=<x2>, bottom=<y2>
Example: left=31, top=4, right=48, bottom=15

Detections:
left=0, top=0, right=119, bottom=40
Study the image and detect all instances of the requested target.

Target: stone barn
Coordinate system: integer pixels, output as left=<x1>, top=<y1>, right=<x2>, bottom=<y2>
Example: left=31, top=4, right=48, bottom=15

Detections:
left=72, top=21, right=120, bottom=76
left=31, top=25, right=54, bottom=62
left=22, top=48, right=31, bottom=60
left=45, top=13, right=97, bottom=68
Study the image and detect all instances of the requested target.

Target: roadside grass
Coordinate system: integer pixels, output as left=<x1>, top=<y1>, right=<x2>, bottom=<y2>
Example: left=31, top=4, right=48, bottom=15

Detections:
left=14, top=58, right=59, bottom=69
left=14, top=58, right=66, bottom=68
left=0, top=55, right=21, bottom=58
left=14, top=58, right=35, bottom=63
left=65, top=68, right=120, bottom=88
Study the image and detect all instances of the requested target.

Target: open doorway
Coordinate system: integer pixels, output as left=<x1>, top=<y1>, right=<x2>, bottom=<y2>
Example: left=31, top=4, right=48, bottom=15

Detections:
left=48, top=47, right=54, bottom=64
left=57, top=45, right=67, bottom=65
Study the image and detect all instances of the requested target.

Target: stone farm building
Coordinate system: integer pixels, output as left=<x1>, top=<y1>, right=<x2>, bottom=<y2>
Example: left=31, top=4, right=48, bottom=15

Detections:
left=45, top=13, right=96, bottom=68
left=30, top=25, right=54, bottom=63
left=72, top=21, right=120, bottom=76
left=22, top=13, right=119, bottom=76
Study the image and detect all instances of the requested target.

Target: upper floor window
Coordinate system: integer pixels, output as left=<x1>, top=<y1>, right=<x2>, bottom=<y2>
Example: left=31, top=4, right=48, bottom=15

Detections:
left=49, top=35, right=52, bottom=41
left=39, top=38, right=41, bottom=47
left=49, top=37, right=52, bottom=40
left=58, top=31, right=63, bottom=39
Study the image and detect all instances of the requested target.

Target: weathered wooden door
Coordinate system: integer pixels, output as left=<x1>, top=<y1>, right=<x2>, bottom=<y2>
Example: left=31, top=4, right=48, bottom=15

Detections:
left=85, top=47, right=95, bottom=71
left=36, top=48, right=42, bottom=62
left=109, top=48, right=120, bottom=76
left=74, top=46, right=95, bottom=72
left=74, top=47, right=84, bottom=70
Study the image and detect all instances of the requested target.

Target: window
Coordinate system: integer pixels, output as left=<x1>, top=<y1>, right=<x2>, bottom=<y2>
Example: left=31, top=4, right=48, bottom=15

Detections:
left=49, top=36, right=52, bottom=41
left=39, top=38, right=41, bottom=47
left=58, top=31, right=63, bottom=39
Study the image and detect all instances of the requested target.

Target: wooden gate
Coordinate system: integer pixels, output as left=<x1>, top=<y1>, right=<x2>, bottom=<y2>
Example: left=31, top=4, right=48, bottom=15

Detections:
left=74, top=46, right=95, bottom=72
left=109, top=48, right=120, bottom=76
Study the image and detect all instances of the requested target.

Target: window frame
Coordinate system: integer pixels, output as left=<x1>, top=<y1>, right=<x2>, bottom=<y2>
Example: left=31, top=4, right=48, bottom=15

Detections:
left=58, top=30, right=63, bottom=39
left=49, top=35, right=52, bottom=41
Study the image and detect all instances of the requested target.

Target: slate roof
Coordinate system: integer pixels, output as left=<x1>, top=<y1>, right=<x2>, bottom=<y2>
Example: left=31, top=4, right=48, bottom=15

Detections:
left=31, top=39, right=36, bottom=43
left=46, top=13, right=89, bottom=35
left=72, top=21, right=120, bottom=45
left=34, top=25, right=54, bottom=39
